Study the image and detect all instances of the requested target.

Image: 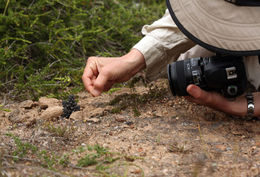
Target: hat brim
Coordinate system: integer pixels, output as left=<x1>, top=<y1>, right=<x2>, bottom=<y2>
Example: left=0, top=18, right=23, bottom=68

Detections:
left=167, top=0, right=260, bottom=56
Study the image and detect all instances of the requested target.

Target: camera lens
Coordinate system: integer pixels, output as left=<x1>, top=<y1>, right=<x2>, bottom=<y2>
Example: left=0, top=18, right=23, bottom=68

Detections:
left=167, top=60, right=188, bottom=96
left=167, top=58, right=203, bottom=96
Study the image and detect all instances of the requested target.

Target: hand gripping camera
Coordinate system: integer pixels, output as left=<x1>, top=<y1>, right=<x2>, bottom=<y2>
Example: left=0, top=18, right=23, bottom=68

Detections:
left=167, top=55, right=248, bottom=98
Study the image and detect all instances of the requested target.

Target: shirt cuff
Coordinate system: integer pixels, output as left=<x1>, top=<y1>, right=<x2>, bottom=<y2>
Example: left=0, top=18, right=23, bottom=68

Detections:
left=132, top=35, right=165, bottom=71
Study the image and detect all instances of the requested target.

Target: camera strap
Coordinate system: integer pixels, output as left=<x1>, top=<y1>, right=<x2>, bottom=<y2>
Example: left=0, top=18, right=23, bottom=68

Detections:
left=225, top=0, right=260, bottom=6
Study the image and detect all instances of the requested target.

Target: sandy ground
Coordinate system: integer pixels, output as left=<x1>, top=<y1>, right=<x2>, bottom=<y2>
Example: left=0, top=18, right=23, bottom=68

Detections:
left=0, top=79, right=260, bottom=177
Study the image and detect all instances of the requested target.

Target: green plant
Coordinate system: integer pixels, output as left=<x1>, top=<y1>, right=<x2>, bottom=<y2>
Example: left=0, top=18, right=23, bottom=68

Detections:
left=0, top=105, right=11, bottom=112
left=109, top=85, right=168, bottom=114
left=133, top=107, right=141, bottom=117
left=6, top=133, right=70, bottom=170
left=6, top=133, right=38, bottom=159
left=6, top=134, right=144, bottom=176
left=0, top=0, right=165, bottom=100
left=43, top=122, right=73, bottom=138
left=76, top=144, right=112, bottom=167
left=77, top=154, right=99, bottom=167
left=58, top=154, right=70, bottom=167
left=38, top=150, right=57, bottom=169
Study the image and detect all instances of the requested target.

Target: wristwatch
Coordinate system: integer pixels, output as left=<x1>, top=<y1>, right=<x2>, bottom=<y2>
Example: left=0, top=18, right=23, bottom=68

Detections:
left=245, top=92, right=254, bottom=118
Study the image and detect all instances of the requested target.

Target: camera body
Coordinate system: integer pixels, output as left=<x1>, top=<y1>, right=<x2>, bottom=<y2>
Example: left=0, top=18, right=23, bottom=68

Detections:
left=167, top=55, right=247, bottom=98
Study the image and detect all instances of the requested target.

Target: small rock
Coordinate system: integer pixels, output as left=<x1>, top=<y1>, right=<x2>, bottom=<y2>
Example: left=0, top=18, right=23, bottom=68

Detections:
left=85, top=118, right=100, bottom=123
left=40, top=106, right=63, bottom=120
left=38, top=97, right=60, bottom=109
left=0, top=111, right=5, bottom=117
left=8, top=109, right=39, bottom=124
left=115, top=115, right=126, bottom=122
left=215, top=144, right=227, bottom=151
left=131, top=169, right=142, bottom=174
left=20, top=100, right=34, bottom=109
left=21, top=109, right=39, bottom=121
left=256, top=142, right=260, bottom=148
left=122, top=124, right=130, bottom=128
left=83, top=107, right=104, bottom=118
left=8, top=109, right=21, bottom=123
left=155, top=111, right=163, bottom=117
left=26, top=117, right=37, bottom=127
left=69, top=111, right=83, bottom=120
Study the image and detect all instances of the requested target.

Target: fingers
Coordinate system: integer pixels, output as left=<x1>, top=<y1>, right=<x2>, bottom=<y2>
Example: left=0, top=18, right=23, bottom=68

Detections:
left=186, top=84, right=228, bottom=110
left=82, top=64, right=93, bottom=91
left=82, top=57, right=101, bottom=96
left=92, top=70, right=111, bottom=96
left=82, top=57, right=114, bottom=96
left=187, top=85, right=213, bottom=104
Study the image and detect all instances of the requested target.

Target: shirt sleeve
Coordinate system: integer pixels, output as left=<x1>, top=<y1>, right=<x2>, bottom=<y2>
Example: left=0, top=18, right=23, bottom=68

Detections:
left=132, top=9, right=195, bottom=81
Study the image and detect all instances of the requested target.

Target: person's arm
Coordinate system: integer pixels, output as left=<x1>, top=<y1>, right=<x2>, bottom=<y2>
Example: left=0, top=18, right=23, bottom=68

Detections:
left=82, top=9, right=195, bottom=96
left=132, top=9, right=195, bottom=81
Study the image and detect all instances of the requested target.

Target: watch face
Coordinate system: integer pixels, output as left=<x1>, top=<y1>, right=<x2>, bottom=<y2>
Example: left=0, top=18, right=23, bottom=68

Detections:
left=246, top=93, right=254, bottom=117
left=248, top=103, right=254, bottom=109
left=248, top=103, right=255, bottom=115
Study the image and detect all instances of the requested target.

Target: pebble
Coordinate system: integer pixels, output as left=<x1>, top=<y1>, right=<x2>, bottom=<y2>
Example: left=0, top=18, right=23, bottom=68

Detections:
left=38, top=97, right=60, bottom=109
left=83, top=107, right=104, bottom=118
left=215, top=144, right=227, bottom=151
left=255, top=142, right=260, bottom=148
left=8, top=109, right=21, bottom=123
left=115, top=115, right=126, bottom=122
left=40, top=106, right=63, bottom=120
left=69, top=111, right=83, bottom=120
left=85, top=118, right=100, bottom=123
left=19, top=100, right=34, bottom=109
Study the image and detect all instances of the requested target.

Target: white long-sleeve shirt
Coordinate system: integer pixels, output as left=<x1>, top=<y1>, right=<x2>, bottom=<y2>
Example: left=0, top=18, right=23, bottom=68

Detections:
left=133, top=9, right=260, bottom=90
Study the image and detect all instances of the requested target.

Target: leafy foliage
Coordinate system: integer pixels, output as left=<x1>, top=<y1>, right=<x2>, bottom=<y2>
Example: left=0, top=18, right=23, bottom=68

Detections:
left=0, top=0, right=165, bottom=100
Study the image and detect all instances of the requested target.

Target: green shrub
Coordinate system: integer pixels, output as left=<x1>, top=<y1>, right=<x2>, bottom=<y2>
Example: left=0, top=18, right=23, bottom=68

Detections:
left=0, top=0, right=165, bottom=100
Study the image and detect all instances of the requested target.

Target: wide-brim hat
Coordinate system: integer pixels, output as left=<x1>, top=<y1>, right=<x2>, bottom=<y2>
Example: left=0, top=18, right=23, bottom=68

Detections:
left=166, top=0, right=260, bottom=56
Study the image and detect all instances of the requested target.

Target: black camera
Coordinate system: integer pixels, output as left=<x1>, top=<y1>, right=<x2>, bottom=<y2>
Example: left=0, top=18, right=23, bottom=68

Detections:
left=167, top=55, right=248, bottom=98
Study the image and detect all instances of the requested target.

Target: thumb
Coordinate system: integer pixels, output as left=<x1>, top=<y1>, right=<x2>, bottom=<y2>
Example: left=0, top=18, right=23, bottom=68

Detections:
left=187, top=84, right=202, bottom=99
left=186, top=84, right=213, bottom=105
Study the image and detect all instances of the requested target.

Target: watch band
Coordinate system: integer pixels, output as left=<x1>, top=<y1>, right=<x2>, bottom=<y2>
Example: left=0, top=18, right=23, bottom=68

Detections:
left=245, top=92, right=254, bottom=117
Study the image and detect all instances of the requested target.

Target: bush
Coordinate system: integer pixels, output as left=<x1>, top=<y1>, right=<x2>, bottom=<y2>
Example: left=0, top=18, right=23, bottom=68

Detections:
left=0, top=0, right=165, bottom=100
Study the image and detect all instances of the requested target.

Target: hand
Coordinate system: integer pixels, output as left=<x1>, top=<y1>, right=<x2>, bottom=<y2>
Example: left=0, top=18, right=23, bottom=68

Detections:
left=82, top=49, right=146, bottom=96
left=185, top=84, right=248, bottom=116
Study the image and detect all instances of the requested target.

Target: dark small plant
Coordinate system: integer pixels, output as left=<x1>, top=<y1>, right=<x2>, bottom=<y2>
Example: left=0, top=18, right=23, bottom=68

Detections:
left=61, top=95, right=80, bottom=118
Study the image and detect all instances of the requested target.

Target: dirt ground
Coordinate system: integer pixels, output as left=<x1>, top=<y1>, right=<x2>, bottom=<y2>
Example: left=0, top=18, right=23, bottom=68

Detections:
left=0, top=79, right=260, bottom=177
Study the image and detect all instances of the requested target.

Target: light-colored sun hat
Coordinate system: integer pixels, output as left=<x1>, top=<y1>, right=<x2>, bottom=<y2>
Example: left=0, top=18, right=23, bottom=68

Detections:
left=166, top=0, right=260, bottom=56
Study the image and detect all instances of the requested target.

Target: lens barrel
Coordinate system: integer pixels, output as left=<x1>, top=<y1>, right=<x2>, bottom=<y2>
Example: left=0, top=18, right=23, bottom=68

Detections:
left=167, top=60, right=188, bottom=96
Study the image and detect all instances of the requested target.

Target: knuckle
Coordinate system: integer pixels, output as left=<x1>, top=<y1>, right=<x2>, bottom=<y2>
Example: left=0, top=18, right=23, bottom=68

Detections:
left=87, top=56, right=96, bottom=63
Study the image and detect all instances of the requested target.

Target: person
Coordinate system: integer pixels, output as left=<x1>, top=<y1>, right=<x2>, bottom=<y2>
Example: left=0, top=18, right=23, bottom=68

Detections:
left=82, top=0, right=260, bottom=118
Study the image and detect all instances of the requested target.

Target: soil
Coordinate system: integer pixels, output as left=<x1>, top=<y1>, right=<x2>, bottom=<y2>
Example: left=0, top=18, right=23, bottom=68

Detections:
left=0, top=79, right=260, bottom=177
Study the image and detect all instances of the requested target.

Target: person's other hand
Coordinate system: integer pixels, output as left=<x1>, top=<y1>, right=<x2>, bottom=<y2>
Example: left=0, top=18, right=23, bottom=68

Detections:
left=186, top=84, right=247, bottom=116
left=82, top=49, right=146, bottom=96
